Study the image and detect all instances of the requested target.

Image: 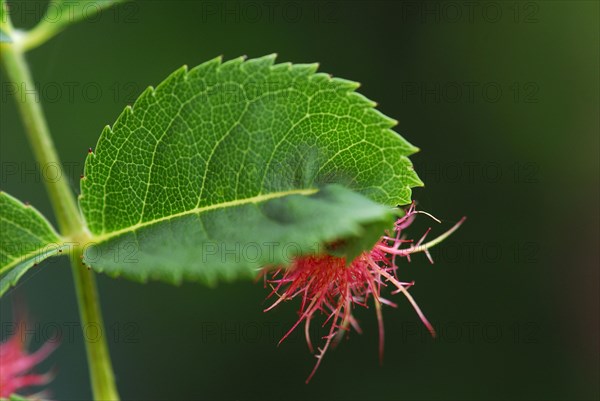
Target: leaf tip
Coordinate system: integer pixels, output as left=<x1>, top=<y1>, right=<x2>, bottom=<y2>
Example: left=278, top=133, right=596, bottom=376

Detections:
left=249, top=53, right=278, bottom=69
left=407, top=143, right=421, bottom=155
left=333, top=77, right=361, bottom=91
left=221, top=55, right=246, bottom=70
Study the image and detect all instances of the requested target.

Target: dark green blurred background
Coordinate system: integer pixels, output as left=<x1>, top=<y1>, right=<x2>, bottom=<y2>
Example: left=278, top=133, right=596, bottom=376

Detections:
left=1, top=1, right=598, bottom=400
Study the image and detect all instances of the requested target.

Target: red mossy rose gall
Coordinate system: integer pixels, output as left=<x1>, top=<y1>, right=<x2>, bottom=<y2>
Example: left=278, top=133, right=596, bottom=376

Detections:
left=0, top=317, right=57, bottom=398
left=262, top=203, right=465, bottom=382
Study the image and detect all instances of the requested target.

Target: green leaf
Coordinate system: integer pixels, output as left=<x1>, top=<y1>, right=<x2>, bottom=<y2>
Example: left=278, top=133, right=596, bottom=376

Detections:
left=0, top=192, right=63, bottom=296
left=80, top=55, right=422, bottom=284
left=8, top=395, right=33, bottom=401
left=7, top=394, right=36, bottom=401
left=83, top=184, right=395, bottom=284
left=0, top=0, right=6, bottom=23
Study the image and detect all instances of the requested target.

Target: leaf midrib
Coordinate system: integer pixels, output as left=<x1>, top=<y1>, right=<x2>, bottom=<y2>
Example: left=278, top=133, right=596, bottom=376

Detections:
left=0, top=244, right=65, bottom=275
left=87, top=188, right=319, bottom=244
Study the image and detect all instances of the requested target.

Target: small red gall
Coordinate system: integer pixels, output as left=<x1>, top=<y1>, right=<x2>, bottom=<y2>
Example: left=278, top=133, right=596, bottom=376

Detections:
left=0, top=313, right=58, bottom=397
left=262, top=203, right=465, bottom=383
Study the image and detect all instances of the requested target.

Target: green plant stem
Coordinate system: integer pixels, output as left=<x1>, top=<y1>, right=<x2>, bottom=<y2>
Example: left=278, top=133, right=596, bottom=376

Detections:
left=20, top=22, right=66, bottom=52
left=1, top=44, right=82, bottom=233
left=70, top=248, right=120, bottom=400
left=1, top=41, right=120, bottom=400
